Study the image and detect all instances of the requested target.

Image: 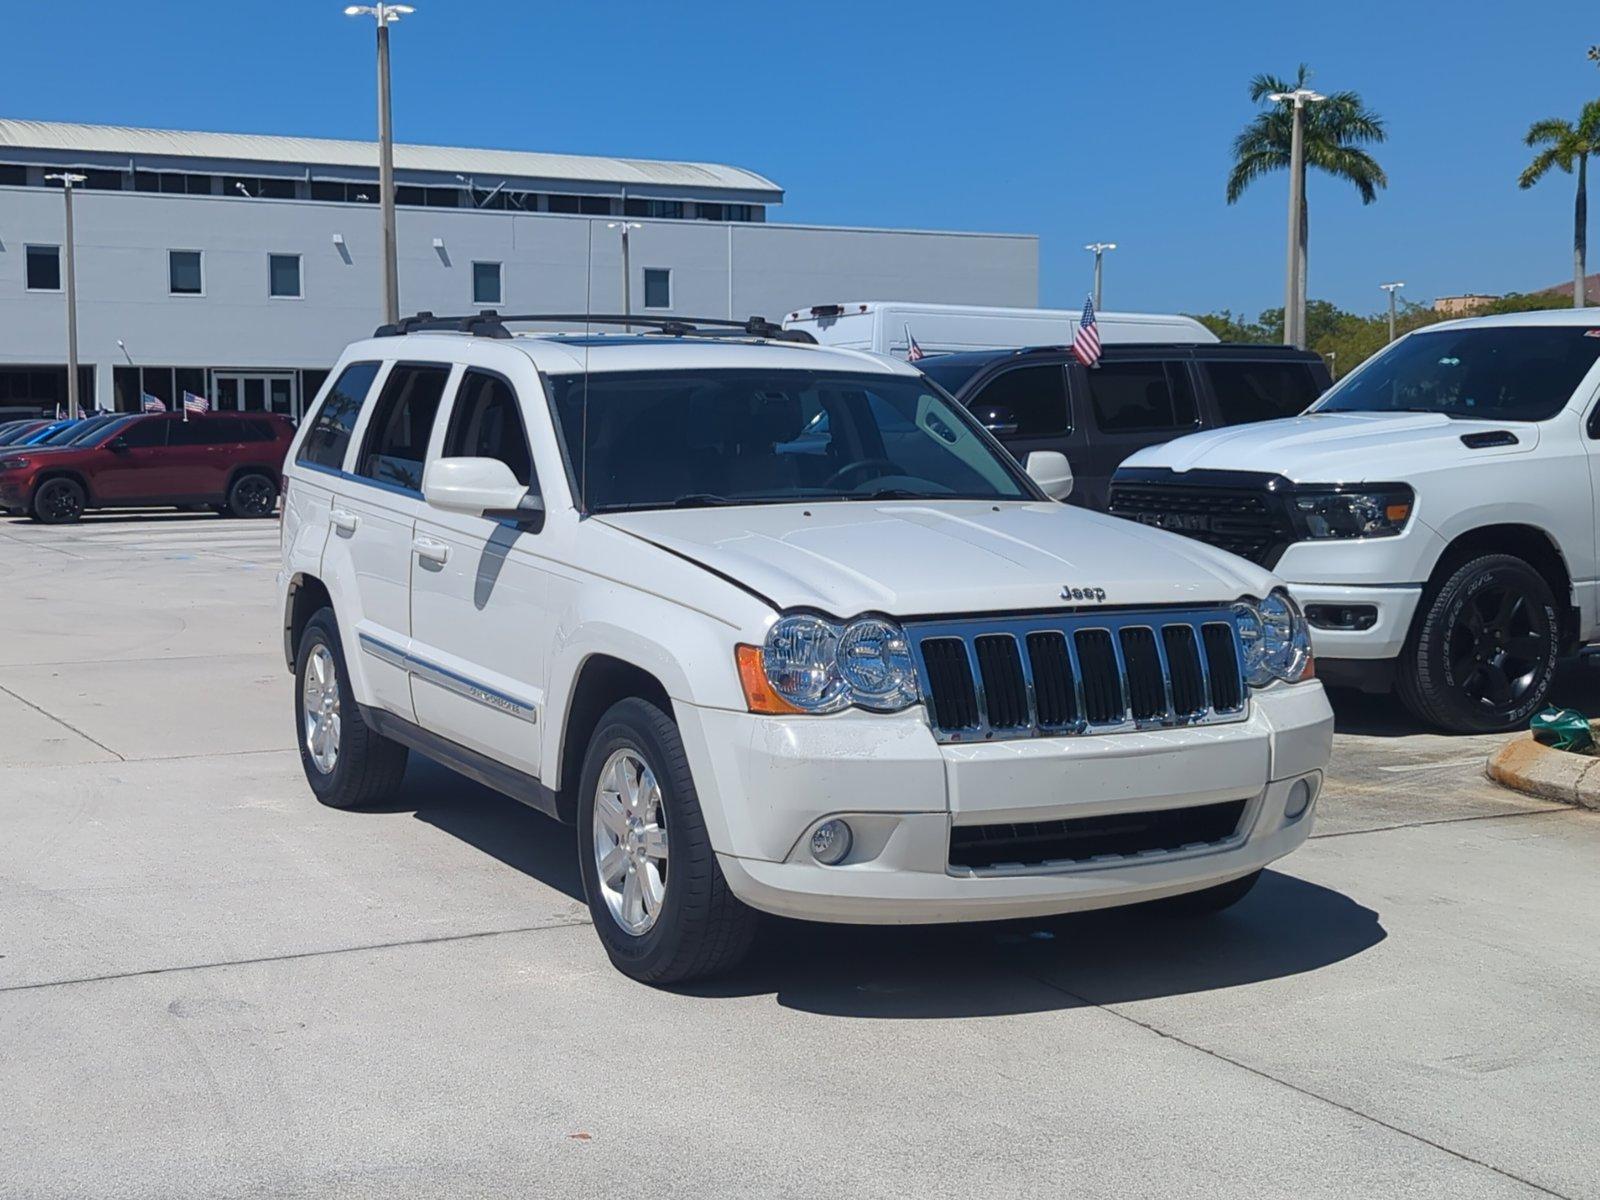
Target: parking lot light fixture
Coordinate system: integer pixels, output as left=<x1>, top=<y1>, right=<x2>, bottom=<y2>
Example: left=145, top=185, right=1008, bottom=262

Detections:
left=344, top=3, right=415, bottom=325
left=1084, top=242, right=1117, bottom=309
left=1267, top=88, right=1325, bottom=349
left=1380, top=281, right=1405, bottom=343
left=44, top=172, right=87, bottom=420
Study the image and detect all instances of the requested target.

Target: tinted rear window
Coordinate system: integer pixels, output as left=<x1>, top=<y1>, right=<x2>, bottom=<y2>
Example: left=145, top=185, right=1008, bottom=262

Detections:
left=1205, top=360, right=1323, bottom=425
left=1085, top=361, right=1198, bottom=434
left=298, top=362, right=380, bottom=470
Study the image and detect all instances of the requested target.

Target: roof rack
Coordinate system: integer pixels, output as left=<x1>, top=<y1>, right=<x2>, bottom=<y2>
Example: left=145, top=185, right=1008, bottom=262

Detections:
left=373, top=310, right=816, bottom=344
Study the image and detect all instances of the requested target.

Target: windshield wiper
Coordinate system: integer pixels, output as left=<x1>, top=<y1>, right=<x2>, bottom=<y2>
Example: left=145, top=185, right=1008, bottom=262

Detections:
left=668, top=493, right=739, bottom=508
left=851, top=487, right=936, bottom=501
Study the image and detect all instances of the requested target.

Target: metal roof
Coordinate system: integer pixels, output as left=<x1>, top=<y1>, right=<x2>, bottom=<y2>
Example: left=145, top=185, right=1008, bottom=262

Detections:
left=0, top=118, right=782, bottom=197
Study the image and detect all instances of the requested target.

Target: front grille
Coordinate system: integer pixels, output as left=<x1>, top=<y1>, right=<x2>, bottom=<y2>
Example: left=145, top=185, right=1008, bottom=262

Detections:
left=1108, top=473, right=1294, bottom=567
left=908, top=607, right=1248, bottom=743
left=949, top=799, right=1250, bottom=871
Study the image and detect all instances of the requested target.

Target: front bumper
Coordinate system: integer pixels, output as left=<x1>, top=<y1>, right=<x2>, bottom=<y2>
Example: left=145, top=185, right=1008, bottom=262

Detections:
left=1284, top=581, right=1422, bottom=660
left=675, top=681, right=1333, bottom=925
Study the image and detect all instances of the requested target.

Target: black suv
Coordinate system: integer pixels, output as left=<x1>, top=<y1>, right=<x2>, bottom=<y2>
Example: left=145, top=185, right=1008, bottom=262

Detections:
left=918, top=343, right=1331, bottom=510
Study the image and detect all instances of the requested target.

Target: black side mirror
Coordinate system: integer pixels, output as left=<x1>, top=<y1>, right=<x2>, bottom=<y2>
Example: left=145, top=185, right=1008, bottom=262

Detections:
left=108, top=436, right=130, bottom=452
left=974, top=404, right=1020, bottom=438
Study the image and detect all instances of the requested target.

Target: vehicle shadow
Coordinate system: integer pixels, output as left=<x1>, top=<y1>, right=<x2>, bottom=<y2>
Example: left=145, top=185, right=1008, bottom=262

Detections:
left=1327, top=659, right=1600, bottom=737
left=680, top=871, right=1384, bottom=1019
left=365, top=754, right=584, bottom=903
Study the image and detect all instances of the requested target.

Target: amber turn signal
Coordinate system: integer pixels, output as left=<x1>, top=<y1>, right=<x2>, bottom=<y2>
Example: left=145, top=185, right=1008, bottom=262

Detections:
left=735, top=645, right=803, bottom=715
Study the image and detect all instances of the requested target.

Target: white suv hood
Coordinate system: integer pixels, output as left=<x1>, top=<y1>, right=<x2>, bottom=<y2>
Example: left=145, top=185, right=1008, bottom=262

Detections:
left=1123, top=411, right=1540, bottom=480
left=598, top=500, right=1277, bottom=617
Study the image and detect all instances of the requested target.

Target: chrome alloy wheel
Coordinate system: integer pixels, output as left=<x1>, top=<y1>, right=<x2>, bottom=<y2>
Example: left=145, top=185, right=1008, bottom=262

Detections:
left=302, top=643, right=342, bottom=775
left=592, top=748, right=669, bottom=935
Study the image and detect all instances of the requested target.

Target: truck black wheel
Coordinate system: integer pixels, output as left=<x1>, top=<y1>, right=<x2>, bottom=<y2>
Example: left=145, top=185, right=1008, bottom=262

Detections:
left=577, top=697, right=758, bottom=985
left=228, top=472, right=278, bottom=518
left=1398, top=553, right=1560, bottom=734
left=294, top=608, right=409, bottom=809
left=32, top=478, right=85, bottom=524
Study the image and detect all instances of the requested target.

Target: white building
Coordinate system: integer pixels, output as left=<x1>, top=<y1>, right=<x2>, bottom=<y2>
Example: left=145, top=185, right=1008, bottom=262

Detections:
left=0, top=119, right=1038, bottom=418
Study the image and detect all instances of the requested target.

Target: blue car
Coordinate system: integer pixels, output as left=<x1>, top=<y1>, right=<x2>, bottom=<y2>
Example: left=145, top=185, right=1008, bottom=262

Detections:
left=19, top=419, right=78, bottom=446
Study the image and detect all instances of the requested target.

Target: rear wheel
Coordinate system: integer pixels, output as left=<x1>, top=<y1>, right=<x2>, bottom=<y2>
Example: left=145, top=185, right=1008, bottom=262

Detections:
left=32, top=478, right=85, bottom=524
left=1398, top=554, right=1559, bottom=733
left=294, top=608, right=408, bottom=808
left=576, top=697, right=758, bottom=984
left=227, top=472, right=277, bottom=518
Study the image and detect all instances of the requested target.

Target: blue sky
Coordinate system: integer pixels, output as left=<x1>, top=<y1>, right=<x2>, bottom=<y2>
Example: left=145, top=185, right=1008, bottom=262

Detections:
left=9, top=0, right=1600, bottom=317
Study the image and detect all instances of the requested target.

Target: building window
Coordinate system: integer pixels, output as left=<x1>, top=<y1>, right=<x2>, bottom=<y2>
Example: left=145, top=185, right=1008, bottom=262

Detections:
left=269, top=254, right=302, bottom=298
left=0, top=163, right=25, bottom=186
left=25, top=245, right=61, bottom=291
left=643, top=268, right=671, bottom=310
left=472, top=261, right=503, bottom=306
left=169, top=250, right=203, bottom=296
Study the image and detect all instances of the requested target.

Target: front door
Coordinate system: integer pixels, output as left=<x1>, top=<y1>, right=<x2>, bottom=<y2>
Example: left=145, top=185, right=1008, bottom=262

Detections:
left=409, top=366, right=550, bottom=778
left=95, top=415, right=178, bottom=500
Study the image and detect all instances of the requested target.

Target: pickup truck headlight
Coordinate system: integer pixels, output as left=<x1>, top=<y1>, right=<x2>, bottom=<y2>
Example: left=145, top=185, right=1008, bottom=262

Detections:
left=1234, top=589, right=1313, bottom=686
left=1289, top=485, right=1413, bottom=539
left=736, top=613, right=918, bottom=714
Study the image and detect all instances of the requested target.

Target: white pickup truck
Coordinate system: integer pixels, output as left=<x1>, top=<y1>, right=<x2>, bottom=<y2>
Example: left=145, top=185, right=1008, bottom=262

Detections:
left=1111, top=310, right=1600, bottom=733
left=278, top=312, right=1331, bottom=983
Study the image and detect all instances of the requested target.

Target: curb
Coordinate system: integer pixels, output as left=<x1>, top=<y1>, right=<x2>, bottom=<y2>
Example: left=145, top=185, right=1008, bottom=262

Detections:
left=1486, top=733, right=1600, bottom=811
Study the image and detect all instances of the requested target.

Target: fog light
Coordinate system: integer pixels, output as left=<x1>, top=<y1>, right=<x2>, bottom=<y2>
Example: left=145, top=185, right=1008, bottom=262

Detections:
left=1284, top=778, right=1314, bottom=821
left=810, top=819, right=853, bottom=865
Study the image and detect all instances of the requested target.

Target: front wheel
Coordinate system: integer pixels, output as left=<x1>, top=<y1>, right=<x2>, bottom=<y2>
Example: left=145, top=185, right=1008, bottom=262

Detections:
left=576, top=697, right=757, bottom=984
left=32, top=478, right=85, bottom=524
left=1398, top=553, right=1560, bottom=733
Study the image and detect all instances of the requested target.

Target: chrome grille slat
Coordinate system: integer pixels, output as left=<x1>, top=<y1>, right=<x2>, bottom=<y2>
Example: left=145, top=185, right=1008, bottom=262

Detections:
left=907, top=607, right=1251, bottom=744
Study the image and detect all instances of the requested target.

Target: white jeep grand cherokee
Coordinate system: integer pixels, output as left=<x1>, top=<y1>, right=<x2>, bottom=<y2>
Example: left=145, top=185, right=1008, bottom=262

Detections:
left=278, top=312, right=1332, bottom=983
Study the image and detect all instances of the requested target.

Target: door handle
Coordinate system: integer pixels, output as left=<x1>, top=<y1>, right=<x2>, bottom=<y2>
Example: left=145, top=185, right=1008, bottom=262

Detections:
left=412, top=536, right=450, bottom=565
left=330, top=508, right=360, bottom=535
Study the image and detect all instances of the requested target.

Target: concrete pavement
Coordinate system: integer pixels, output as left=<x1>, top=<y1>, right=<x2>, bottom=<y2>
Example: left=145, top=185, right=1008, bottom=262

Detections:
left=2, top=512, right=1597, bottom=1199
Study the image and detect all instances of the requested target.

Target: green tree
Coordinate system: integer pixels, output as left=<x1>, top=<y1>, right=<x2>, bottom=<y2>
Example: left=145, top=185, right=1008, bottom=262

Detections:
left=1226, top=65, right=1388, bottom=339
left=1518, top=100, right=1600, bottom=307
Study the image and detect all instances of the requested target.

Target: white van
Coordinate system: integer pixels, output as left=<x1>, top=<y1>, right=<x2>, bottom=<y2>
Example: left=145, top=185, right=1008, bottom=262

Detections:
left=784, top=301, right=1219, bottom=358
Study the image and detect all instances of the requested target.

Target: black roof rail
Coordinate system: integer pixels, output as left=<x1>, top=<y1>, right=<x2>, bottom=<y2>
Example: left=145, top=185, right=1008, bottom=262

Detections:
left=373, top=310, right=816, bottom=344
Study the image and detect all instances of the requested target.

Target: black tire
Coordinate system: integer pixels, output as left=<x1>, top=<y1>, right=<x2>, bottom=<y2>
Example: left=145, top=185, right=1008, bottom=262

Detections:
left=294, top=608, right=408, bottom=809
left=1397, top=553, right=1560, bottom=734
left=227, top=472, right=278, bottom=518
left=1149, top=869, right=1262, bottom=917
left=32, top=477, right=85, bottom=524
left=576, top=697, right=758, bottom=984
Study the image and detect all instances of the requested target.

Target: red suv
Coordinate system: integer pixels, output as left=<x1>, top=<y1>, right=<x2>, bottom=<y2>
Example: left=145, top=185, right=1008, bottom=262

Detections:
left=0, top=412, right=295, bottom=523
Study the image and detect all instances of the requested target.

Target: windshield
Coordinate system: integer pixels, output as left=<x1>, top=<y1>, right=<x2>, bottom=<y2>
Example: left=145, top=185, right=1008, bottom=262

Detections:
left=1315, top=325, right=1600, bottom=421
left=549, top=368, right=1037, bottom=512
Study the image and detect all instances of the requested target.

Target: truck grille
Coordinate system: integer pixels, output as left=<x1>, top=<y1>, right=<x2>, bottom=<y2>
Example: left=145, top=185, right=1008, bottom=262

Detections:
left=906, top=607, right=1248, bottom=743
left=949, top=799, right=1250, bottom=871
left=1107, top=471, right=1295, bottom=568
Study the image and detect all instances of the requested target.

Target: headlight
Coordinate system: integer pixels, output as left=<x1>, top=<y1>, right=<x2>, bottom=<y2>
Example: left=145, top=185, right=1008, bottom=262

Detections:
left=1234, top=588, right=1313, bottom=686
left=737, top=612, right=919, bottom=714
left=0, top=457, right=31, bottom=471
left=1290, top=485, right=1412, bottom=539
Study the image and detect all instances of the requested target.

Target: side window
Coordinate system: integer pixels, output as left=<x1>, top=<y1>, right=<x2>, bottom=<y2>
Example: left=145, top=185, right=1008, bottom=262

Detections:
left=1085, top=360, right=1198, bottom=434
left=1205, top=360, right=1321, bottom=426
left=357, top=363, right=452, bottom=493
left=120, top=417, right=170, bottom=448
left=443, top=370, right=535, bottom=487
left=966, top=364, right=1070, bottom=438
left=298, top=361, right=380, bottom=470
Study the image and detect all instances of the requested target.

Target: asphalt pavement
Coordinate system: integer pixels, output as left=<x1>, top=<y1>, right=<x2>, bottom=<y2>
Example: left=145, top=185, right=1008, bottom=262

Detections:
left=2, top=512, right=1597, bottom=1199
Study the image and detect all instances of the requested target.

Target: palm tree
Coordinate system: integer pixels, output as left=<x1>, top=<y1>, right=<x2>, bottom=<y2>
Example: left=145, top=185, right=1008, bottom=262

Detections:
left=1227, top=65, right=1387, bottom=344
left=1518, top=101, right=1600, bottom=307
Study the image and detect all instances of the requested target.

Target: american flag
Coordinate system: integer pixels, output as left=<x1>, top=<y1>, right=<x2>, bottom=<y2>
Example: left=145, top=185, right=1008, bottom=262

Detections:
left=904, top=323, right=924, bottom=362
left=141, top=393, right=167, bottom=413
left=1072, top=295, right=1102, bottom=367
left=183, top=391, right=209, bottom=415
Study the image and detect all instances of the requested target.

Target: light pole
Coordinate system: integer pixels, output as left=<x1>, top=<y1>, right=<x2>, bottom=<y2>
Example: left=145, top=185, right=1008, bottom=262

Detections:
left=1380, top=281, right=1405, bottom=343
left=44, top=172, right=86, bottom=419
left=1267, top=88, right=1324, bottom=349
left=607, top=221, right=642, bottom=329
left=1324, top=350, right=1337, bottom=380
left=1084, top=242, right=1116, bottom=309
left=345, top=3, right=414, bottom=325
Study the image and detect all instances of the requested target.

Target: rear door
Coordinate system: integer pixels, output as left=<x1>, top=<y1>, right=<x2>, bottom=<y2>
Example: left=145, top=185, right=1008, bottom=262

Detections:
left=409, top=365, right=550, bottom=776
left=1073, top=354, right=1202, bottom=509
left=319, top=360, right=455, bottom=722
left=165, top=417, right=242, bottom=499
